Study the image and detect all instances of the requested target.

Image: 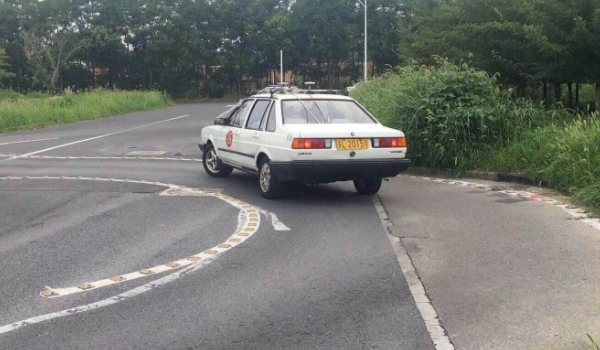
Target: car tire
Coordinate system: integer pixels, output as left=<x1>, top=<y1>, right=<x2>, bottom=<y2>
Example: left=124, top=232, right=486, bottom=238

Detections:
left=258, top=158, right=283, bottom=199
left=202, top=143, right=233, bottom=178
left=354, top=178, right=383, bottom=195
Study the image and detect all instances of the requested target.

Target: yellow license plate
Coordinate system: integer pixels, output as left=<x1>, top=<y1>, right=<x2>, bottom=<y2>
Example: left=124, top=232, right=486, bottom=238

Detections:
left=336, top=139, right=369, bottom=150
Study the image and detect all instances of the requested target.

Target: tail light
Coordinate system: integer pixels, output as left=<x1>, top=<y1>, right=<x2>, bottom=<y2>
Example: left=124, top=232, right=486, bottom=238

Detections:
left=292, top=138, right=332, bottom=149
left=372, top=137, right=407, bottom=148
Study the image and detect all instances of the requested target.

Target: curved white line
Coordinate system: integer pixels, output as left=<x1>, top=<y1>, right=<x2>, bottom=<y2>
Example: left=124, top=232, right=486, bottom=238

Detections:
left=0, top=175, right=282, bottom=335
left=0, top=262, right=204, bottom=335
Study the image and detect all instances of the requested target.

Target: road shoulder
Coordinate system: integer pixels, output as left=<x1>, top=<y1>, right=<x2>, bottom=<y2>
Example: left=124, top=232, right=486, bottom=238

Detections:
left=379, top=175, right=600, bottom=349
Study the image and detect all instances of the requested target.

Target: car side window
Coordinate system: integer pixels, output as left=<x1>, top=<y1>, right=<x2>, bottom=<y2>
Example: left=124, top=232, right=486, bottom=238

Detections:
left=265, top=103, right=277, bottom=132
left=259, top=102, right=273, bottom=130
left=245, top=100, right=270, bottom=130
left=227, top=107, right=240, bottom=126
left=233, top=100, right=254, bottom=128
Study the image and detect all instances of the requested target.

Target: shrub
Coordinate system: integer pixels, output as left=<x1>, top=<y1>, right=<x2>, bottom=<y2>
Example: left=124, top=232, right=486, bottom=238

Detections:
left=351, top=58, right=559, bottom=170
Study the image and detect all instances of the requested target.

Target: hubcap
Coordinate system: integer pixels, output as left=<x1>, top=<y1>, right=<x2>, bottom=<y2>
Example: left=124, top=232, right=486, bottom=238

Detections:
left=206, top=149, right=219, bottom=173
left=260, top=163, right=271, bottom=192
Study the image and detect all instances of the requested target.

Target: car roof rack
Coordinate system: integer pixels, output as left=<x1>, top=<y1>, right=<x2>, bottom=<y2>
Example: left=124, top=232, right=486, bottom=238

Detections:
left=255, top=84, right=347, bottom=97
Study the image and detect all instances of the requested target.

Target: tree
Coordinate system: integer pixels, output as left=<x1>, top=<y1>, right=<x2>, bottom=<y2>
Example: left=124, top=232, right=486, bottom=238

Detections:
left=22, top=30, right=81, bottom=93
left=0, top=0, right=405, bottom=95
left=0, top=47, right=16, bottom=85
left=402, top=0, right=600, bottom=109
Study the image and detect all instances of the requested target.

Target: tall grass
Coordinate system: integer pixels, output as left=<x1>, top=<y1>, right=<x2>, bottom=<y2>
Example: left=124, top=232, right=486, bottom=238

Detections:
left=0, top=89, right=173, bottom=133
left=484, top=117, right=600, bottom=212
left=589, top=333, right=600, bottom=350
left=351, top=58, right=564, bottom=170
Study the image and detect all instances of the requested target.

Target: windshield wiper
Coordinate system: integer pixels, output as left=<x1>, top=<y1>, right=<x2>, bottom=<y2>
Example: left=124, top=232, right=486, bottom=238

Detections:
left=310, top=100, right=328, bottom=123
left=290, top=92, right=321, bottom=124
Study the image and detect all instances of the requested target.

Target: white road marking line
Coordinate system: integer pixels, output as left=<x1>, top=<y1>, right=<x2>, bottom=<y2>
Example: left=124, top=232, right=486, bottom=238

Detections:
left=251, top=205, right=291, bottom=231
left=0, top=154, right=202, bottom=162
left=0, top=137, right=58, bottom=146
left=0, top=175, right=280, bottom=334
left=373, top=196, right=455, bottom=350
left=126, top=151, right=167, bottom=156
left=1, top=114, right=189, bottom=162
left=402, top=175, right=600, bottom=232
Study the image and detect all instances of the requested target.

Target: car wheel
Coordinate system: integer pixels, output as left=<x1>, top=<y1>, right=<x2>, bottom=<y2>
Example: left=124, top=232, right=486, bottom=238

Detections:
left=354, top=178, right=383, bottom=195
left=258, top=158, right=283, bottom=199
left=202, top=143, right=233, bottom=178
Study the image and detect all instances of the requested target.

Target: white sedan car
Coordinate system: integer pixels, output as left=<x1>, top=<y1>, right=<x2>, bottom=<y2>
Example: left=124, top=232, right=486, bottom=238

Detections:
left=199, top=89, right=410, bottom=199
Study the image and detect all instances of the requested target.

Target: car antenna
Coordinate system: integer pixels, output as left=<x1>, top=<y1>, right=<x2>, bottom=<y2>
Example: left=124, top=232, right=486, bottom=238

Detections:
left=304, top=81, right=316, bottom=93
left=269, top=82, right=290, bottom=98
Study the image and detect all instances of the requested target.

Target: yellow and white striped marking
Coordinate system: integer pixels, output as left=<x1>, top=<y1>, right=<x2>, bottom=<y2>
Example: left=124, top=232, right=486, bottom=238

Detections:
left=401, top=175, right=600, bottom=231
left=0, top=175, right=263, bottom=299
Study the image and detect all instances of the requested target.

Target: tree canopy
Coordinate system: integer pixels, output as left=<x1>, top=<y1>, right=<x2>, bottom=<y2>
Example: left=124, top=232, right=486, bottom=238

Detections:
left=0, top=0, right=404, bottom=97
left=1, top=0, right=598, bottom=107
left=402, top=0, right=600, bottom=109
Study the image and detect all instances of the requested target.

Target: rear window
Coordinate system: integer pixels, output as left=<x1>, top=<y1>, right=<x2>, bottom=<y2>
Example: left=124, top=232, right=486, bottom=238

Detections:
left=281, top=100, right=376, bottom=124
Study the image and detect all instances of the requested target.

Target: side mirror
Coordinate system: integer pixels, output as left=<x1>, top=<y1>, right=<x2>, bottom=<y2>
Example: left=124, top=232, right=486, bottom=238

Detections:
left=214, top=118, right=227, bottom=126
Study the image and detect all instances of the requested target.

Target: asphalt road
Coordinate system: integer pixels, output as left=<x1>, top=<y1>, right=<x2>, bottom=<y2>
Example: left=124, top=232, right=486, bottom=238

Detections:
left=4, top=103, right=597, bottom=350
left=0, top=104, right=434, bottom=350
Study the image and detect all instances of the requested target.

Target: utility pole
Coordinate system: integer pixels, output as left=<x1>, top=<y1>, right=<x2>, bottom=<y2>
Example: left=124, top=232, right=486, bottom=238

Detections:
left=280, top=50, right=284, bottom=84
left=358, top=0, right=367, bottom=82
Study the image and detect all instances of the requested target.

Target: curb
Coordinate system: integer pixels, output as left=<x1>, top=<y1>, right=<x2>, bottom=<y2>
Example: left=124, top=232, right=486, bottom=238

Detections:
left=407, top=166, right=536, bottom=186
left=399, top=174, right=600, bottom=231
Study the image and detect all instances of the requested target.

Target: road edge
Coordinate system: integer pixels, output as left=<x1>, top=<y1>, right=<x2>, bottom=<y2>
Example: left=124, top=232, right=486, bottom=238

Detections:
left=408, top=166, right=535, bottom=185
left=373, top=195, right=455, bottom=350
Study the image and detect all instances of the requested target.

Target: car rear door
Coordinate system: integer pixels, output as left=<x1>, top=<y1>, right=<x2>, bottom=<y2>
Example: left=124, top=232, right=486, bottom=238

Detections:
left=238, top=99, right=272, bottom=170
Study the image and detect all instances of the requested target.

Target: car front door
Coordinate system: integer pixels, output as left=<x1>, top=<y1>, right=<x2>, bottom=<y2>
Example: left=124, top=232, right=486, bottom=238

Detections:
left=239, top=99, right=272, bottom=170
left=217, top=99, right=255, bottom=167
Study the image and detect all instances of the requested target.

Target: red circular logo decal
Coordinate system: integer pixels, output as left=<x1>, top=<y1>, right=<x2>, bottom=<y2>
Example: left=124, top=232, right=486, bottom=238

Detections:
left=225, top=131, right=234, bottom=148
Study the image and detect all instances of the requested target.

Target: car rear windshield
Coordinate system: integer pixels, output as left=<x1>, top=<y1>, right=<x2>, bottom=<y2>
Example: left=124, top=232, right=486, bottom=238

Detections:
left=281, top=100, right=376, bottom=124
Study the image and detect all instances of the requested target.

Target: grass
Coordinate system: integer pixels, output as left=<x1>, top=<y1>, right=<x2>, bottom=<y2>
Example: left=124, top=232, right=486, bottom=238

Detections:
left=0, top=89, right=25, bottom=101
left=0, top=89, right=173, bottom=133
left=482, top=117, right=600, bottom=213
left=589, top=334, right=600, bottom=350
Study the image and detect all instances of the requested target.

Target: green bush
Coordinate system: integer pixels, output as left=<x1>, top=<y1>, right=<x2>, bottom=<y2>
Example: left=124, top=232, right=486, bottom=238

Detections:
left=484, top=117, right=600, bottom=212
left=0, top=89, right=173, bottom=133
left=578, top=84, right=597, bottom=110
left=351, top=58, right=559, bottom=170
left=0, top=89, right=25, bottom=101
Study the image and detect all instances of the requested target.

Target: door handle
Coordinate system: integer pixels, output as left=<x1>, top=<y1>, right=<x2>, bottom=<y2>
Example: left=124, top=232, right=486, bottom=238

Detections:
left=252, top=134, right=260, bottom=139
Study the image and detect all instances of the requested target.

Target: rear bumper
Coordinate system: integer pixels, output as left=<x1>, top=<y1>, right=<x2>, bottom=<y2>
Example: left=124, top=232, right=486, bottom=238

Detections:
left=270, top=159, right=410, bottom=182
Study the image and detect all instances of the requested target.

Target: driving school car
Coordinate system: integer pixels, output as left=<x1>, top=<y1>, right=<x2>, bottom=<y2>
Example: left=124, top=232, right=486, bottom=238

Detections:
left=198, top=87, right=410, bottom=199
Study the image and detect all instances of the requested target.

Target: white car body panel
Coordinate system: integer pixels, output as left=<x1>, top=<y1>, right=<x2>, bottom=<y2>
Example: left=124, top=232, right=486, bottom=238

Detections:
left=200, top=92, right=409, bottom=177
